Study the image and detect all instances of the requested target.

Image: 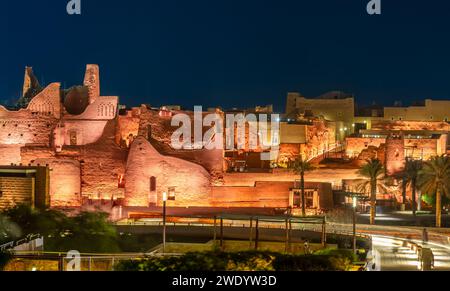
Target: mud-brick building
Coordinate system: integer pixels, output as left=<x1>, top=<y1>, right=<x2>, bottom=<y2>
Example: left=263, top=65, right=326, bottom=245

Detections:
left=0, top=65, right=335, bottom=215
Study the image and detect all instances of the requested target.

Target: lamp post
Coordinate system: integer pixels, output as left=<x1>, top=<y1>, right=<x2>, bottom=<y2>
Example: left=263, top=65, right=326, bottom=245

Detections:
left=352, top=196, right=358, bottom=255
left=162, top=191, right=167, bottom=253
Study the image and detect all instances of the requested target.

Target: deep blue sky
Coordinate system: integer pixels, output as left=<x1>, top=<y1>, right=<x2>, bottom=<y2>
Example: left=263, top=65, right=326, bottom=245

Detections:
left=1, top=0, right=450, bottom=111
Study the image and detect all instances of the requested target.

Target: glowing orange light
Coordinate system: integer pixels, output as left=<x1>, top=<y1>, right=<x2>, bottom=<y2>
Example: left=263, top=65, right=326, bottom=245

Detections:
left=118, top=174, right=125, bottom=188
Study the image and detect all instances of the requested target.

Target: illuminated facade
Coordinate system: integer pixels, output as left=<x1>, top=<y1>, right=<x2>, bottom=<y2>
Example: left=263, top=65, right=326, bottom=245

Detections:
left=384, top=100, right=450, bottom=122
left=0, top=65, right=334, bottom=214
left=1, top=65, right=448, bottom=214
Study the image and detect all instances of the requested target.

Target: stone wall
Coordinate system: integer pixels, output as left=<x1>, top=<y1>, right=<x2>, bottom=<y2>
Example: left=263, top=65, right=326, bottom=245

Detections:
left=211, top=181, right=292, bottom=208
left=404, top=138, right=439, bottom=161
left=0, top=145, right=22, bottom=165
left=278, top=144, right=301, bottom=166
left=303, top=120, right=335, bottom=159
left=353, top=146, right=385, bottom=167
left=32, top=159, right=81, bottom=207
left=346, top=137, right=386, bottom=158
left=0, top=108, right=58, bottom=147
left=59, top=120, right=109, bottom=146
left=278, top=120, right=335, bottom=165
left=371, top=120, right=450, bottom=131
left=0, top=177, right=33, bottom=209
left=294, top=96, right=355, bottom=124
left=346, top=134, right=445, bottom=166
left=280, top=123, right=307, bottom=144
left=64, top=96, right=118, bottom=121
left=211, top=181, right=333, bottom=209
left=116, top=111, right=140, bottom=147
left=118, top=106, right=225, bottom=181
left=0, top=65, right=125, bottom=209
left=75, top=120, right=127, bottom=200
left=385, top=136, right=405, bottom=176
left=26, top=83, right=61, bottom=118
left=0, top=118, right=56, bottom=146
left=84, top=64, right=100, bottom=104
left=20, top=120, right=127, bottom=204
left=125, top=137, right=211, bottom=207
left=222, top=170, right=362, bottom=188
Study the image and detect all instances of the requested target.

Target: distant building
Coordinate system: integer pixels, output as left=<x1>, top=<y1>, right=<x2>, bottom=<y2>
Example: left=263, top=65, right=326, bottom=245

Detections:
left=384, top=99, right=450, bottom=122
left=285, top=91, right=355, bottom=141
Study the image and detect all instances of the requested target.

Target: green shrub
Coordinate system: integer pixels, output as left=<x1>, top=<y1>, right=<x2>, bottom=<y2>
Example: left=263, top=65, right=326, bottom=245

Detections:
left=313, top=248, right=356, bottom=261
left=422, top=193, right=450, bottom=207
left=2, top=205, right=120, bottom=253
left=115, top=251, right=354, bottom=271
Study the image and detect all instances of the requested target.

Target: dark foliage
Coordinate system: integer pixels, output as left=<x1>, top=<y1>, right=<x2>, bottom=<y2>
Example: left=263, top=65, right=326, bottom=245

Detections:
left=115, top=250, right=354, bottom=271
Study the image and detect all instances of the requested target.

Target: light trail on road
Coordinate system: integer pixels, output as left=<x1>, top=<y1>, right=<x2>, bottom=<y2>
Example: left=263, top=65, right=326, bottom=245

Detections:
left=369, top=235, right=450, bottom=271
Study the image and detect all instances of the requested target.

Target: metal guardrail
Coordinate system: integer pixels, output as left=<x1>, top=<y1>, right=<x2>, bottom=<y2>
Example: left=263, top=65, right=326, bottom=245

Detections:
left=118, top=219, right=323, bottom=229
left=117, top=219, right=372, bottom=246
left=0, top=234, right=42, bottom=252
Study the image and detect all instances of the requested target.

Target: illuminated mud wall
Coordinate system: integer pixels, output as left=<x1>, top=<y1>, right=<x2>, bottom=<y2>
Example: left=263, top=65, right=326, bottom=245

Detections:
left=31, top=159, right=81, bottom=207
left=286, top=93, right=355, bottom=124
left=211, top=181, right=333, bottom=209
left=124, top=136, right=212, bottom=207
left=26, top=83, right=61, bottom=118
left=404, top=136, right=447, bottom=160
left=0, top=65, right=123, bottom=208
left=385, top=136, right=405, bottom=176
left=0, top=83, right=60, bottom=147
left=346, top=134, right=447, bottom=164
left=371, top=120, right=450, bottom=131
left=303, top=120, right=335, bottom=159
left=278, top=120, right=335, bottom=164
left=0, top=145, right=22, bottom=165
left=0, top=83, right=60, bottom=165
left=19, top=120, right=128, bottom=205
left=346, top=137, right=386, bottom=158
left=278, top=144, right=301, bottom=166
left=0, top=177, right=33, bottom=209
left=116, top=108, right=141, bottom=147
left=75, top=120, right=127, bottom=201
left=56, top=96, right=119, bottom=147
left=117, top=106, right=225, bottom=182
left=84, top=64, right=101, bottom=104
left=353, top=146, right=386, bottom=167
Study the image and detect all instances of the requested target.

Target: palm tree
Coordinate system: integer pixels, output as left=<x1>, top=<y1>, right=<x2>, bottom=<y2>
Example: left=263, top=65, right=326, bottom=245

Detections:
left=404, top=159, right=423, bottom=216
left=418, top=156, right=450, bottom=228
left=400, top=172, right=408, bottom=209
left=291, top=157, right=315, bottom=216
left=357, top=159, right=386, bottom=225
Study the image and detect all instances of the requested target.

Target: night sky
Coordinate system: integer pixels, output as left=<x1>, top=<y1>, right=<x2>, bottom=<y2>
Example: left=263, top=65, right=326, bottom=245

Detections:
left=1, top=0, right=450, bottom=111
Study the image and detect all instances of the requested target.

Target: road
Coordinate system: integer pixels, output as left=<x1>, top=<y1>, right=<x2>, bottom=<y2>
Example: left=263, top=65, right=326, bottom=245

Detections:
left=119, top=217, right=450, bottom=271
left=367, top=235, right=450, bottom=271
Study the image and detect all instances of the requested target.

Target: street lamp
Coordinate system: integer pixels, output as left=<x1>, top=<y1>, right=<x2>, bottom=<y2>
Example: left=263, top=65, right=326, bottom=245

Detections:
left=352, top=196, right=358, bottom=255
left=162, top=191, right=167, bottom=253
